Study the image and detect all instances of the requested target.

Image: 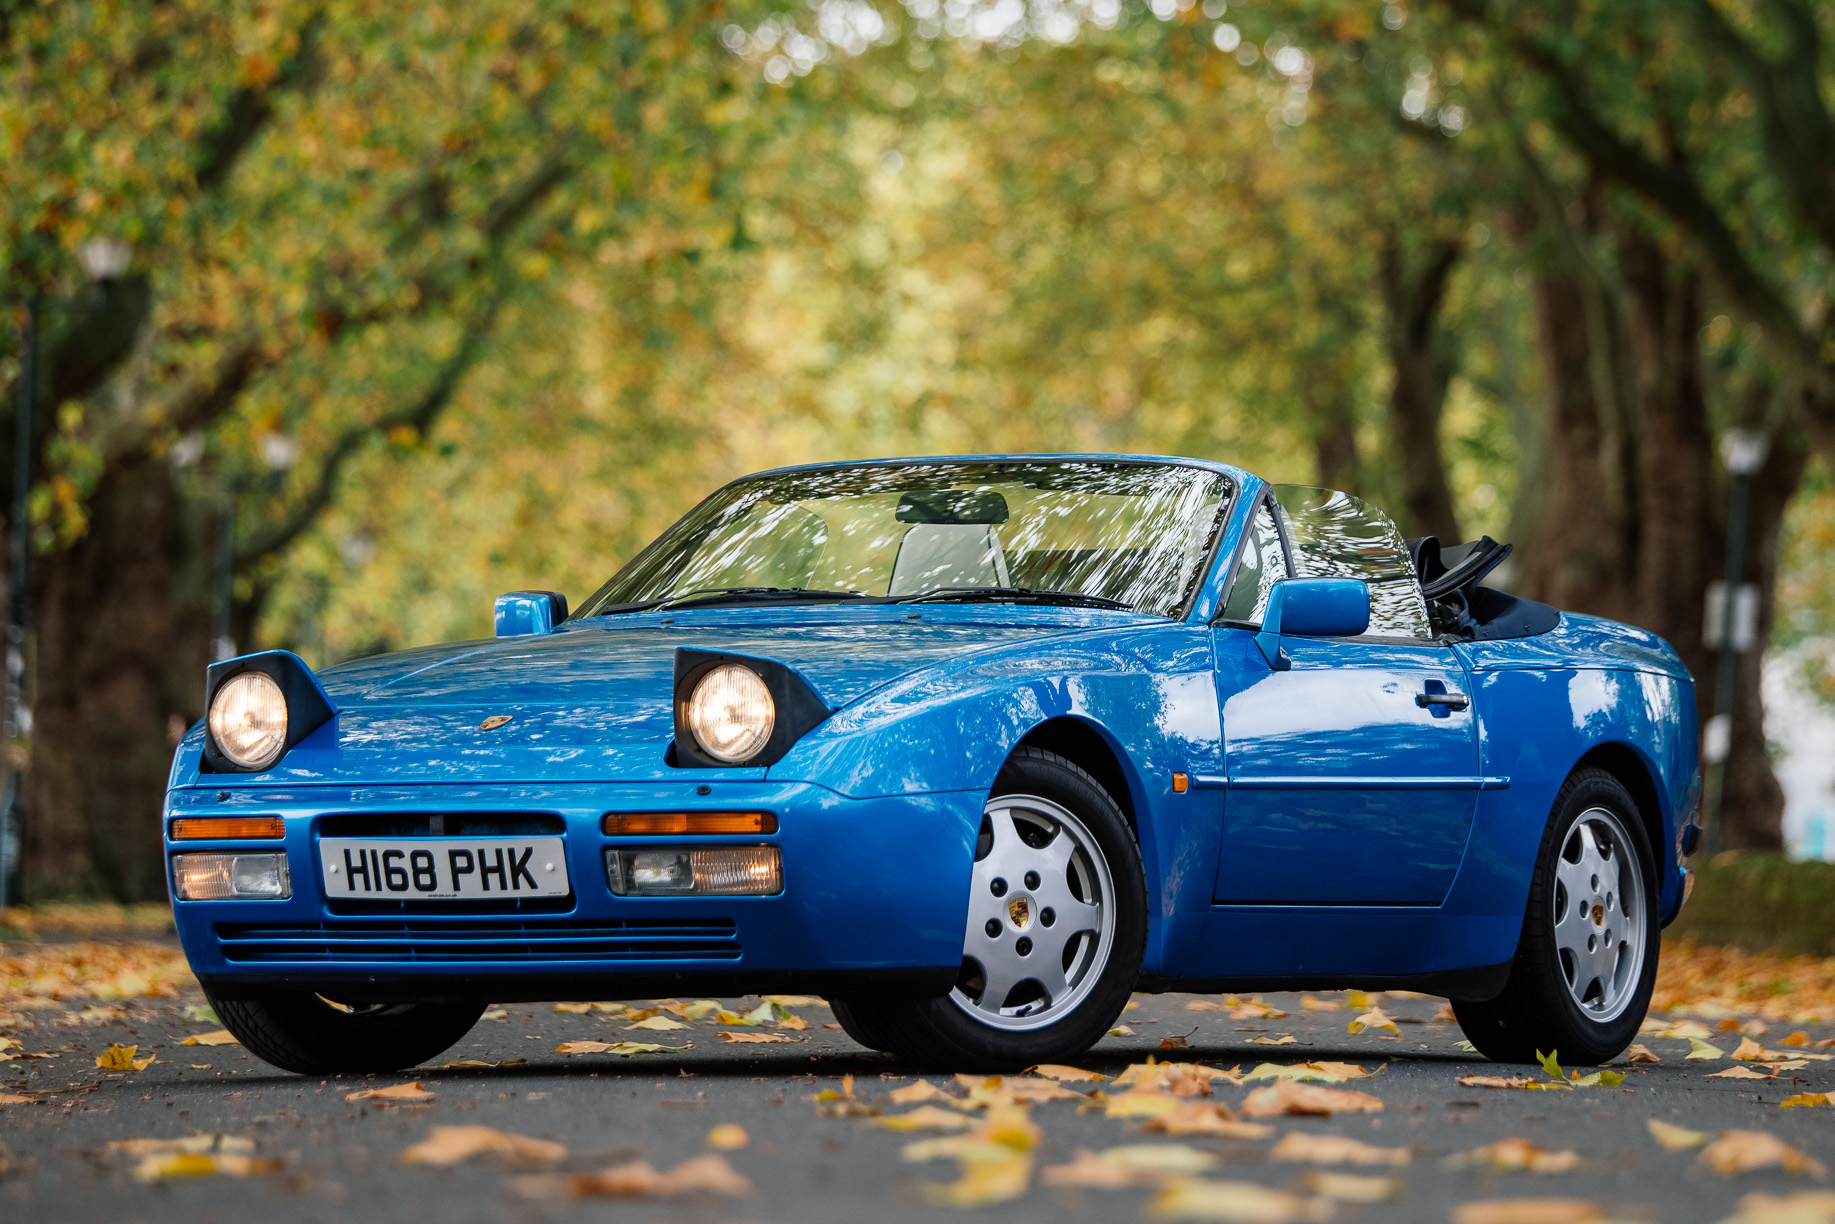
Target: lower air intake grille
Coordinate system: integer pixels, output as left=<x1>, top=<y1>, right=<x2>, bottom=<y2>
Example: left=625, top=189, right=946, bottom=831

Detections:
left=214, top=917, right=741, bottom=964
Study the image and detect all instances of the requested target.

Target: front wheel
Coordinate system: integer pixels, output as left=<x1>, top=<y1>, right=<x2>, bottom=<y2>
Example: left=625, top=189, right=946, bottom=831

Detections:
left=209, top=991, right=486, bottom=1075
left=1454, top=767, right=1659, bottom=1065
left=834, top=748, right=1147, bottom=1071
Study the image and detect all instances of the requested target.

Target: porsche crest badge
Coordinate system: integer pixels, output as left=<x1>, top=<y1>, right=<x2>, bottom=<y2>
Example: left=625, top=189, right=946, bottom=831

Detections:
left=1007, top=897, right=1030, bottom=929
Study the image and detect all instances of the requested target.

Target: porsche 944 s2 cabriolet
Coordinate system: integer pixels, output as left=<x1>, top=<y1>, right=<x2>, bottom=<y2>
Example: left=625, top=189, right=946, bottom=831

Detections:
left=166, top=456, right=1700, bottom=1073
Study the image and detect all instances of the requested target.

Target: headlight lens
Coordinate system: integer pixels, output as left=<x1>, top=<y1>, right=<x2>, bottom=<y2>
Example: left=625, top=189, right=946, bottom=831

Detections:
left=172, top=852, right=291, bottom=900
left=208, top=672, right=289, bottom=770
left=685, top=664, right=775, bottom=763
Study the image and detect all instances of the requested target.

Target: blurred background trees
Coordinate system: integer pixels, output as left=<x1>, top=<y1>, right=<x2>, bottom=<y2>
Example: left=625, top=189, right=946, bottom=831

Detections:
left=3, top=0, right=1832, bottom=897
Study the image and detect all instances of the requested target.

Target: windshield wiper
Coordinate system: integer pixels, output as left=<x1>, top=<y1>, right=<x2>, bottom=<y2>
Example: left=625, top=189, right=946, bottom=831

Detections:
left=891, top=586, right=1134, bottom=611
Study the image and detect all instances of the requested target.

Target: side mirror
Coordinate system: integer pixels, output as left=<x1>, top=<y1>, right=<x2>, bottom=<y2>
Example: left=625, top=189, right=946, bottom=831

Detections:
left=494, top=590, right=569, bottom=637
left=1254, top=578, right=1369, bottom=669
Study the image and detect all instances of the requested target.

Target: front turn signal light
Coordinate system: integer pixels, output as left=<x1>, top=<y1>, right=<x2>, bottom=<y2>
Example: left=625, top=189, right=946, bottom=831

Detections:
left=602, top=811, right=777, bottom=836
left=170, top=816, right=286, bottom=840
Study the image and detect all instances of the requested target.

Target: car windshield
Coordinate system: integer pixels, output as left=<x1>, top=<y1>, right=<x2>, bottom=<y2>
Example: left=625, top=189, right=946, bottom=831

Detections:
left=576, top=460, right=1231, bottom=619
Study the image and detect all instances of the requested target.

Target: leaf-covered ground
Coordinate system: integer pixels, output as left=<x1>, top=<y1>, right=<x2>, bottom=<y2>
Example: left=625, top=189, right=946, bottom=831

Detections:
left=3, top=913, right=1835, bottom=1223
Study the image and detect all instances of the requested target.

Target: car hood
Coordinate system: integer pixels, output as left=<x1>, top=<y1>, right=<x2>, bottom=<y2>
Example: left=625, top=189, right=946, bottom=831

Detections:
left=178, top=608, right=1120, bottom=788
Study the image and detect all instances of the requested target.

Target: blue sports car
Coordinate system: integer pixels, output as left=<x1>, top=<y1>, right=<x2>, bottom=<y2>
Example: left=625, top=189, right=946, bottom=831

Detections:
left=166, top=456, right=1700, bottom=1073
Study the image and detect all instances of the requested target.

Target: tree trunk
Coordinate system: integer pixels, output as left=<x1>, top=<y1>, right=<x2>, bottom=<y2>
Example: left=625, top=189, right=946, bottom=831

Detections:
left=23, top=456, right=210, bottom=899
left=1380, top=231, right=1464, bottom=542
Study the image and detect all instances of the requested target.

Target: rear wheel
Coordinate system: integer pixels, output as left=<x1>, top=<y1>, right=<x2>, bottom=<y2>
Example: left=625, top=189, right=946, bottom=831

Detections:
left=209, top=991, right=485, bottom=1075
left=1453, top=767, right=1658, bottom=1065
left=834, top=748, right=1146, bottom=1071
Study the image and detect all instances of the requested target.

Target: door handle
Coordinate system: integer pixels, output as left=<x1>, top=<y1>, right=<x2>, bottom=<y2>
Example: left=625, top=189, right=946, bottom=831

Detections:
left=1416, top=691, right=1470, bottom=710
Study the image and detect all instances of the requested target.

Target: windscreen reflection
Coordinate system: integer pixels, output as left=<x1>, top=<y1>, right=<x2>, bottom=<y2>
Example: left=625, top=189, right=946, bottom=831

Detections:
left=579, top=461, right=1232, bottom=619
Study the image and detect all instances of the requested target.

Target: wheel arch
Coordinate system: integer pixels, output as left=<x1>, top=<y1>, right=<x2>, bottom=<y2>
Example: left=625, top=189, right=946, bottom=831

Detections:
left=1574, top=741, right=1666, bottom=870
left=1009, top=716, right=1141, bottom=835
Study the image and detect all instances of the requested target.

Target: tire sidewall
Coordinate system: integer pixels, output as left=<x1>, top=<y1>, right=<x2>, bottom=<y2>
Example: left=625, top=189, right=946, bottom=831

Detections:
left=1523, top=772, right=1661, bottom=1061
left=911, top=750, right=1147, bottom=1067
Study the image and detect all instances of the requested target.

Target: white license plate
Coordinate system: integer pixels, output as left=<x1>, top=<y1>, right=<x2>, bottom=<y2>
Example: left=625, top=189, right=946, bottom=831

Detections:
left=319, top=837, right=570, bottom=900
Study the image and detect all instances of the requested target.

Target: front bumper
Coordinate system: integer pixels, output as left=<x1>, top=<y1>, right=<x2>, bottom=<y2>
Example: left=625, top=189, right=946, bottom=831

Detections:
left=166, top=780, right=979, bottom=1003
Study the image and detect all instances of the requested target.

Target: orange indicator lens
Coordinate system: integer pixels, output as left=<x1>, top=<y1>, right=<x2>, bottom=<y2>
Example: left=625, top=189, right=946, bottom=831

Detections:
left=1172, top=772, right=1190, bottom=794
left=171, top=816, right=286, bottom=841
left=602, top=811, right=777, bottom=836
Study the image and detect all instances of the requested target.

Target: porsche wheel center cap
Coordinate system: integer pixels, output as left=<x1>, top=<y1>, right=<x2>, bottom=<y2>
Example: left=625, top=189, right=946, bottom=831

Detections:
left=1007, top=897, right=1031, bottom=930
left=1591, top=903, right=1605, bottom=926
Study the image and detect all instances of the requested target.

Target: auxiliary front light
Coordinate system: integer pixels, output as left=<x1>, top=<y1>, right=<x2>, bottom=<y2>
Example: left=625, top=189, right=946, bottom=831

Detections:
left=602, top=811, right=778, bottom=836
left=172, top=852, right=291, bottom=900
left=170, top=816, right=286, bottom=841
left=605, top=846, right=782, bottom=896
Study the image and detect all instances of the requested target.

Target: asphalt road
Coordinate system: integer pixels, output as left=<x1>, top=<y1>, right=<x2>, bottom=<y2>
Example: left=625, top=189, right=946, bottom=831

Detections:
left=4, top=939, right=1833, bottom=1223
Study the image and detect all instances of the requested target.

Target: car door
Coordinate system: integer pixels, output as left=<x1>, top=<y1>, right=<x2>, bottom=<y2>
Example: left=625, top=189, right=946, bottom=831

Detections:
left=1210, top=489, right=1481, bottom=906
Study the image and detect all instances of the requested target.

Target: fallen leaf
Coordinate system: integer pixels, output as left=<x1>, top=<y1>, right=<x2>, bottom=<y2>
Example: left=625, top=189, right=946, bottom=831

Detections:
left=626, top=1016, right=687, bottom=1031
left=1028, top=1063, right=1103, bottom=1082
left=1041, top=1148, right=1149, bottom=1189
left=1430, top=1002, right=1459, bottom=1023
left=1143, top=1101, right=1272, bottom=1139
left=566, top=1153, right=753, bottom=1198
left=96, top=1044, right=155, bottom=1071
left=1271, top=1132, right=1411, bottom=1166
left=1459, top=1075, right=1535, bottom=1089
left=0, top=1092, right=34, bottom=1105
left=109, top=1134, right=255, bottom=1158
left=1345, top=990, right=1376, bottom=1008
left=1782, top=1093, right=1835, bottom=1108
left=762, top=994, right=826, bottom=1007
left=996, top=1078, right=1087, bottom=1104
left=1653, top=1020, right=1713, bottom=1040
left=1708, top=1066, right=1776, bottom=1080
left=1780, top=1031, right=1812, bottom=1048
left=902, top=1106, right=1038, bottom=1207
left=554, top=1002, right=593, bottom=1014
left=1625, top=1044, right=1660, bottom=1064
left=1240, top=1080, right=1383, bottom=1118
left=480, top=1008, right=508, bottom=1021
left=555, top=1040, right=687, bottom=1055
left=1698, top=1130, right=1828, bottom=1178
left=1159, top=1034, right=1191, bottom=1049
left=1231, top=1000, right=1289, bottom=1021
left=706, top=1123, right=748, bottom=1150
left=1450, top=1199, right=1607, bottom=1224
left=179, top=1005, right=219, bottom=1024
left=1248, top=1035, right=1297, bottom=1046
left=1348, top=1007, right=1400, bottom=1037
left=180, top=1030, right=237, bottom=1046
left=1647, top=1119, right=1707, bottom=1150
left=1445, top=1137, right=1581, bottom=1173
left=1300, top=995, right=1343, bottom=1012
left=1299, top=1170, right=1401, bottom=1202
left=716, top=1031, right=799, bottom=1044
left=1165, top=1063, right=1220, bottom=1097
left=1185, top=999, right=1230, bottom=1012
left=1242, top=1061, right=1368, bottom=1085
left=346, top=1082, right=436, bottom=1103
left=1110, top=1024, right=1138, bottom=1037
left=776, top=1014, right=809, bottom=1031
left=1715, top=1191, right=1835, bottom=1224
left=1687, top=1038, right=1727, bottom=1060
left=401, top=1125, right=567, bottom=1167
left=134, top=1152, right=278, bottom=1181
left=875, top=1106, right=974, bottom=1132
left=1733, top=1037, right=1802, bottom=1062
left=1149, top=1177, right=1332, bottom=1222
left=890, top=1080, right=956, bottom=1103
left=1106, top=1090, right=1181, bottom=1119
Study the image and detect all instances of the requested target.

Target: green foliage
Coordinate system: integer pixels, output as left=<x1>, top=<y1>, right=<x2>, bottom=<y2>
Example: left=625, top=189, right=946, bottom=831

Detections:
left=1669, top=853, right=1835, bottom=956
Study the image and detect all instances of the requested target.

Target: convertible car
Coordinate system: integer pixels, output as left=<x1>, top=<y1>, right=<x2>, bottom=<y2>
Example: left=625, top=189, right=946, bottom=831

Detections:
left=166, top=456, right=1699, bottom=1074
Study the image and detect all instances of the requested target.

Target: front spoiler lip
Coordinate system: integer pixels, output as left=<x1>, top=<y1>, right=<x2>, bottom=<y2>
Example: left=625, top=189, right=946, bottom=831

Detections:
left=196, top=967, right=958, bottom=1005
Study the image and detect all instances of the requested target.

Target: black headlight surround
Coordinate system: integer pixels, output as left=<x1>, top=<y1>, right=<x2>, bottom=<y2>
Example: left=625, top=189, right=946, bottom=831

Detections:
left=200, top=650, right=338, bottom=774
left=671, top=648, right=830, bottom=769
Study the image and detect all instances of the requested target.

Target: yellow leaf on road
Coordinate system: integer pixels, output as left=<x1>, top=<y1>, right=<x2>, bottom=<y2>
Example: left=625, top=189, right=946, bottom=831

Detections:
left=346, top=1081, right=435, bottom=1103
left=1687, top=1038, right=1726, bottom=1060
left=1652, top=1019, right=1713, bottom=1039
left=1149, top=1177, right=1332, bottom=1222
left=555, top=1040, right=686, bottom=1055
left=1143, top=1102, right=1271, bottom=1139
left=1043, top=1145, right=1218, bottom=1187
left=1450, top=1199, right=1607, bottom=1224
left=180, top=1030, right=237, bottom=1046
left=889, top=1080, right=955, bottom=1103
left=1271, top=1132, right=1411, bottom=1166
left=1247, top=1035, right=1297, bottom=1046
left=1782, top=1093, right=1835, bottom=1108
left=134, top=1152, right=278, bottom=1181
left=1647, top=1119, right=1707, bottom=1149
left=705, top=1123, right=749, bottom=1149
left=1106, top=1090, right=1181, bottom=1119
left=776, top=1013, right=809, bottom=1030
left=1698, top=1130, right=1828, bottom=1178
left=1625, top=1044, right=1660, bottom=1063
left=1779, top=1031, right=1812, bottom=1047
left=1708, top=1066, right=1775, bottom=1080
left=626, top=1015, right=686, bottom=1031
left=1458, top=1075, right=1535, bottom=1089
left=1445, top=1137, right=1580, bottom=1173
left=96, top=1043, right=155, bottom=1071
left=563, top=1153, right=753, bottom=1198
left=401, top=1125, right=566, bottom=1167
left=875, top=1106, right=973, bottom=1132
left=1027, top=1063, right=1103, bottom=1082
left=1715, top=1191, right=1835, bottom=1224
left=1300, top=995, right=1343, bottom=1011
left=1241, top=1061, right=1367, bottom=1084
left=1299, top=1170, right=1401, bottom=1202
left=1348, top=1006, right=1400, bottom=1036
left=715, top=1031, right=797, bottom=1043
left=109, top=1134, right=255, bottom=1157
left=1110, top=1024, right=1138, bottom=1037
left=1240, top=1080, right=1383, bottom=1118
left=554, top=1002, right=593, bottom=1014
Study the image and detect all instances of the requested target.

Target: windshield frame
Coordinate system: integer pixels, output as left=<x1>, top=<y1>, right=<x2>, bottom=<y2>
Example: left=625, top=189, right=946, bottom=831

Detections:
left=573, top=456, right=1239, bottom=622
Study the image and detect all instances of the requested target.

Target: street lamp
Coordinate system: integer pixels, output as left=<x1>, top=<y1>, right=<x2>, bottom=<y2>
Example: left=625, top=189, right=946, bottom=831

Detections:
left=0, top=239, right=133, bottom=905
left=1701, top=426, right=1770, bottom=857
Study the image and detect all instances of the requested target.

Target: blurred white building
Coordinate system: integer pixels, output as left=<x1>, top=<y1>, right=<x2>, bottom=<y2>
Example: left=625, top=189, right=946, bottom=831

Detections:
left=1766, top=641, right=1835, bottom=861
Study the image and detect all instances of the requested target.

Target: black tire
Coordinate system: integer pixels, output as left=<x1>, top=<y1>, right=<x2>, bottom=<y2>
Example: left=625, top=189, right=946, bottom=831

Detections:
left=839, top=747, right=1147, bottom=1072
left=828, top=998, right=900, bottom=1053
left=208, top=991, right=486, bottom=1075
left=1453, top=767, right=1660, bottom=1066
